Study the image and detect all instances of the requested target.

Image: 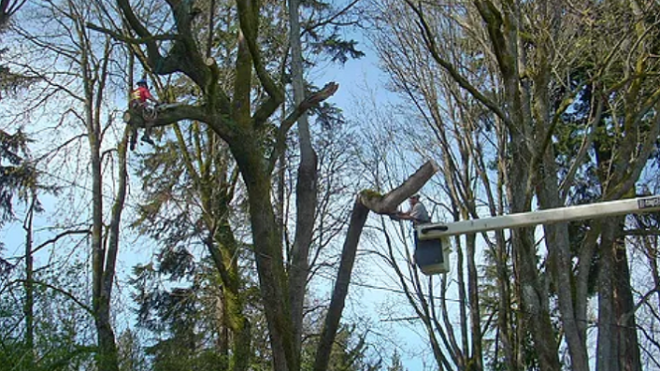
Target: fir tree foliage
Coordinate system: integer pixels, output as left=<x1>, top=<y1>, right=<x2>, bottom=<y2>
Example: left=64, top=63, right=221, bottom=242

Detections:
left=0, top=0, right=38, bottom=226
left=0, top=259, right=97, bottom=371
left=0, top=129, right=37, bottom=224
left=299, top=0, right=365, bottom=65
left=0, top=0, right=34, bottom=99
left=130, top=246, right=255, bottom=371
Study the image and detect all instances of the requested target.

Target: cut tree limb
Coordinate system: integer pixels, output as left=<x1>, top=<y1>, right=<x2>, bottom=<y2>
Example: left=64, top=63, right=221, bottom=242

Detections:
left=359, top=159, right=440, bottom=214
left=313, top=159, right=439, bottom=371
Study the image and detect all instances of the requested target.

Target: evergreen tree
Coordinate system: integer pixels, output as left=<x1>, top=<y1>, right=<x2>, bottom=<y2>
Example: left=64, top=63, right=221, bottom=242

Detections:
left=131, top=246, right=257, bottom=370
left=0, top=0, right=35, bottom=226
left=387, top=350, right=406, bottom=371
left=1, top=0, right=33, bottom=99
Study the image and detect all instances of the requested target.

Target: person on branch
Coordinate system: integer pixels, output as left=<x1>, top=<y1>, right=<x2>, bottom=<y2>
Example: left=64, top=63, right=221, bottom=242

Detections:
left=129, top=78, right=159, bottom=146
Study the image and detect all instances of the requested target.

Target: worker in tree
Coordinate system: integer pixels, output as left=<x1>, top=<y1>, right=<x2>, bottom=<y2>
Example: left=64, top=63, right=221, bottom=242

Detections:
left=129, top=78, right=159, bottom=146
left=395, top=194, right=431, bottom=226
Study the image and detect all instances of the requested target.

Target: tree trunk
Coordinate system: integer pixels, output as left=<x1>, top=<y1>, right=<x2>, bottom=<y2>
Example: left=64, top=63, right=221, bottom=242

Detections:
left=233, top=143, right=294, bottom=371
left=507, top=112, right=560, bottom=371
left=90, top=130, right=119, bottom=371
left=537, top=153, right=589, bottom=371
left=249, top=185, right=294, bottom=371
left=174, top=120, right=253, bottom=371
left=207, top=222, right=252, bottom=371
left=287, top=0, right=318, bottom=365
left=466, top=233, right=483, bottom=370
left=613, top=233, right=642, bottom=371
left=313, top=199, right=369, bottom=371
left=23, top=193, right=36, bottom=369
left=85, top=28, right=122, bottom=370
left=494, top=230, right=517, bottom=371
left=89, top=103, right=118, bottom=371
left=597, top=218, right=618, bottom=371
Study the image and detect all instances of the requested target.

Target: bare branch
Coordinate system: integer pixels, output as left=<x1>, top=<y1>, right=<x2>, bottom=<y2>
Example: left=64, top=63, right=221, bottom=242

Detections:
left=267, top=82, right=339, bottom=173
left=405, top=0, right=511, bottom=125
left=17, top=279, right=94, bottom=315
left=86, top=22, right=177, bottom=44
left=236, top=0, right=283, bottom=101
left=0, top=0, right=26, bottom=26
left=32, top=229, right=91, bottom=256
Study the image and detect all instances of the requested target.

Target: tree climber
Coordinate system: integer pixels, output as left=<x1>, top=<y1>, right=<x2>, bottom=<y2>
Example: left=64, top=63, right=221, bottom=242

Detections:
left=129, top=78, right=159, bottom=147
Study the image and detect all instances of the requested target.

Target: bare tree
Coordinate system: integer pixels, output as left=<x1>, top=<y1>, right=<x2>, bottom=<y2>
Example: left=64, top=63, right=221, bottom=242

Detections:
left=367, top=0, right=660, bottom=370
left=12, top=1, right=132, bottom=369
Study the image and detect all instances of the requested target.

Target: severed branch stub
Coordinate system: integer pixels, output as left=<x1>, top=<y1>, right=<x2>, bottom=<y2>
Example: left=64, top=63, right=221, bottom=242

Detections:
left=358, top=160, right=440, bottom=214
left=122, top=108, right=153, bottom=129
left=122, top=110, right=136, bottom=124
left=283, top=82, right=339, bottom=126
left=300, top=82, right=339, bottom=110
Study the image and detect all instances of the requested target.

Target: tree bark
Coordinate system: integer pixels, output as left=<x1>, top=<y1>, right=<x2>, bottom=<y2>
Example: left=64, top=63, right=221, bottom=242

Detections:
left=208, top=218, right=252, bottom=371
left=88, top=86, right=118, bottom=371
left=537, top=155, right=590, bottom=371
left=173, top=120, right=252, bottom=371
left=23, top=193, right=36, bottom=369
left=596, top=218, right=619, bottom=371
left=312, top=198, right=369, bottom=371
left=613, top=231, right=642, bottom=371
left=287, top=0, right=318, bottom=366
left=465, top=233, right=483, bottom=370
left=232, top=141, right=294, bottom=371
left=83, top=25, right=122, bottom=371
